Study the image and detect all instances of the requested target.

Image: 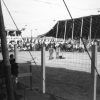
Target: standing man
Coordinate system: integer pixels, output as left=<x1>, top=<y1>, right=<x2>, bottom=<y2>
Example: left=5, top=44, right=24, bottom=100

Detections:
left=56, top=44, right=60, bottom=59
left=9, top=54, right=23, bottom=100
left=49, top=45, right=54, bottom=60
left=9, top=54, right=18, bottom=84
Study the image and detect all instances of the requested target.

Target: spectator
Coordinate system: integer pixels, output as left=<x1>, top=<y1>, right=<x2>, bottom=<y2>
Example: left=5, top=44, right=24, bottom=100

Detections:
left=55, top=44, right=60, bottom=59
left=9, top=54, right=23, bottom=100
left=9, top=54, right=18, bottom=84
left=49, top=45, right=54, bottom=60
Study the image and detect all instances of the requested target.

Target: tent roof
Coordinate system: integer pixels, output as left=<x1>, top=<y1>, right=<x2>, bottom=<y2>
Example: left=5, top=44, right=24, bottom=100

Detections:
left=41, top=14, right=100, bottom=39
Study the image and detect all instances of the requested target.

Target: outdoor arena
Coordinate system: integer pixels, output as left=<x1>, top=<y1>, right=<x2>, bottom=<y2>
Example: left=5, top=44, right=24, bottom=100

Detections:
left=6, top=50, right=100, bottom=73
left=0, top=49, right=100, bottom=100
left=0, top=50, right=100, bottom=73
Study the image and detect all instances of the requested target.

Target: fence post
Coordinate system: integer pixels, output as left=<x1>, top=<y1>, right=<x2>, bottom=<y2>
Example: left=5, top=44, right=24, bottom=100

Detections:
left=41, top=43, right=46, bottom=94
left=29, top=61, right=33, bottom=90
left=14, top=44, right=18, bottom=63
left=14, top=44, right=19, bottom=84
left=91, top=43, right=97, bottom=100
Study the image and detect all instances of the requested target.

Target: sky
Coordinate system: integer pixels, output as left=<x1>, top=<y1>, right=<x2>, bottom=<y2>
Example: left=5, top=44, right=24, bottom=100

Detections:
left=1, top=0, right=100, bottom=37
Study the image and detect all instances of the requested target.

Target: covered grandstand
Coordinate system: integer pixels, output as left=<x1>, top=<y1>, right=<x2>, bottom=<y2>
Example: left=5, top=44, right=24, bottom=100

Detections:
left=41, top=14, right=100, bottom=41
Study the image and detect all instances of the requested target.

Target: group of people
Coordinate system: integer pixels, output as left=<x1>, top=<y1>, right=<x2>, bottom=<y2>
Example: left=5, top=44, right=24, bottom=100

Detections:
left=49, top=45, right=62, bottom=60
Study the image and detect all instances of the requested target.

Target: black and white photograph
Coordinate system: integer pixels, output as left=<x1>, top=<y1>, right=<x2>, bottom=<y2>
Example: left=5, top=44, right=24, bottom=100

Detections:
left=0, top=0, right=100, bottom=100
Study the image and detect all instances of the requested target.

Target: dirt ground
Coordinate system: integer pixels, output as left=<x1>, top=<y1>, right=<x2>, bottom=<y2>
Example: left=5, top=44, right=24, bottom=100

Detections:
left=6, top=51, right=100, bottom=73
left=0, top=51, right=100, bottom=100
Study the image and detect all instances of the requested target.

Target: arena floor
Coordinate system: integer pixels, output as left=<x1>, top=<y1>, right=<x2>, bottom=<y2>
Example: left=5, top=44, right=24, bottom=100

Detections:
left=0, top=51, right=100, bottom=73
left=0, top=51, right=100, bottom=100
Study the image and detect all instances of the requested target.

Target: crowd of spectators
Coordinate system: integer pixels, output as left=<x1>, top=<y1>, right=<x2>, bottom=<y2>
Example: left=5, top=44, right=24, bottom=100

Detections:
left=4, top=38, right=100, bottom=52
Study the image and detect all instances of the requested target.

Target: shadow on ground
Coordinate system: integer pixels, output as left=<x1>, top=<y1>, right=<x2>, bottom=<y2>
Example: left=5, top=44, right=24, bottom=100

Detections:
left=14, top=63, right=100, bottom=100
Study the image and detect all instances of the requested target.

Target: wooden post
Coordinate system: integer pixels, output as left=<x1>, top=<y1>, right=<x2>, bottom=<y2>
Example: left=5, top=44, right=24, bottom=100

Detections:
left=0, top=0, right=15, bottom=100
left=14, top=44, right=19, bottom=84
left=30, top=29, right=33, bottom=51
left=41, top=43, right=45, bottom=93
left=80, top=17, right=83, bottom=47
left=29, top=62, right=33, bottom=90
left=71, top=19, right=74, bottom=41
left=89, top=16, right=92, bottom=43
left=56, top=21, right=59, bottom=42
left=64, top=20, right=67, bottom=42
left=91, top=43, right=97, bottom=100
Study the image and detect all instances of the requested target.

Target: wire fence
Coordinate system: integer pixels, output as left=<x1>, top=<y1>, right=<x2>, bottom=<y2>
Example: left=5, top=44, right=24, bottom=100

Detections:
left=0, top=0, right=100, bottom=99
left=7, top=42, right=98, bottom=100
left=0, top=41, right=100, bottom=100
